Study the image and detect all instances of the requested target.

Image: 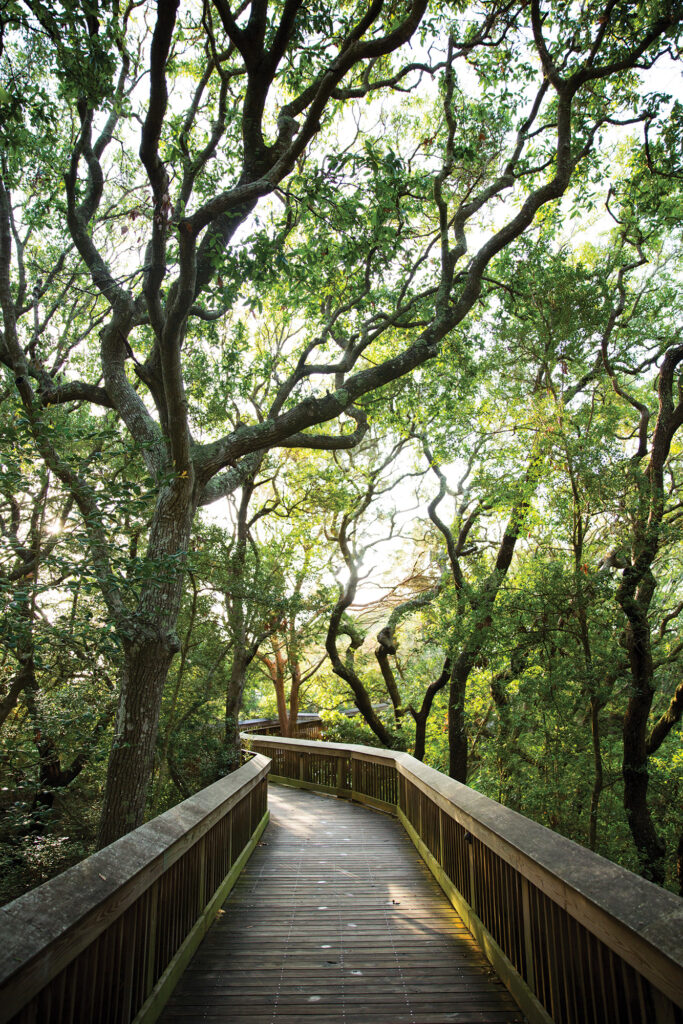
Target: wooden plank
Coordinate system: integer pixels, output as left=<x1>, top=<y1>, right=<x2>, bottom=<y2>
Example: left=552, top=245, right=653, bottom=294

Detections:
left=160, top=785, right=523, bottom=1024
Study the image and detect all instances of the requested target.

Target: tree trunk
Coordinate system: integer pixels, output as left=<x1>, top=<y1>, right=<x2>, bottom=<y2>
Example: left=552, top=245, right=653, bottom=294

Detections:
left=98, top=481, right=194, bottom=847
left=444, top=485, right=537, bottom=783
left=327, top=620, right=399, bottom=749
left=574, top=561, right=603, bottom=853
left=152, top=575, right=198, bottom=808
left=375, top=638, right=403, bottom=722
left=224, top=645, right=255, bottom=771
left=588, top=695, right=603, bottom=852
left=448, top=655, right=471, bottom=782
left=611, top=346, right=683, bottom=884
left=222, top=474, right=261, bottom=766
left=271, top=646, right=291, bottom=736
left=620, top=590, right=665, bottom=884
left=98, top=639, right=176, bottom=846
left=412, top=710, right=428, bottom=763
left=289, top=659, right=302, bottom=736
left=273, top=672, right=290, bottom=736
left=411, top=658, right=450, bottom=762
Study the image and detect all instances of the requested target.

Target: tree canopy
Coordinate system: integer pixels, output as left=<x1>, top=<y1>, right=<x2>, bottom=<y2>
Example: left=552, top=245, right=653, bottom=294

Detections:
left=0, top=0, right=682, bottom=897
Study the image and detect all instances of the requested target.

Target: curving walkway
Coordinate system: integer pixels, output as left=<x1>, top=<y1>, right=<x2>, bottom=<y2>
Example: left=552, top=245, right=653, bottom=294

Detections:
left=160, top=785, right=524, bottom=1024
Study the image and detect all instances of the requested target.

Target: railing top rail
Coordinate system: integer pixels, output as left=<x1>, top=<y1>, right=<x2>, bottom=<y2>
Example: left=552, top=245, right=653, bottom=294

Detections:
left=239, top=713, right=323, bottom=727
left=0, top=753, right=270, bottom=993
left=245, top=734, right=683, bottom=990
left=240, top=732, right=400, bottom=760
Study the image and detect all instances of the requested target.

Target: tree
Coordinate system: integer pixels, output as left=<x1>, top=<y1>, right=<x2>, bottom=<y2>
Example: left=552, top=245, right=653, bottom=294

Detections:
left=602, top=294, right=683, bottom=883
left=1, top=0, right=680, bottom=846
left=452, top=213, right=683, bottom=888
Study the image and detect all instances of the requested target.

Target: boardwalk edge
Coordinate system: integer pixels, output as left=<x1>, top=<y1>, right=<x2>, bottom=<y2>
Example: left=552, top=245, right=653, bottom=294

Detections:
left=133, top=808, right=270, bottom=1024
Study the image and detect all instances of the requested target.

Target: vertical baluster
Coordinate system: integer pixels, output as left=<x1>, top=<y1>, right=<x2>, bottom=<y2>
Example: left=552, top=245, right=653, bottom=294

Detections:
left=120, top=902, right=136, bottom=1022
left=486, top=848, right=497, bottom=943
left=489, top=848, right=498, bottom=942
left=168, top=861, right=177, bottom=964
left=605, top=944, right=624, bottom=1024
left=467, top=834, right=476, bottom=914
left=52, top=957, right=67, bottom=1023
left=546, top=896, right=563, bottom=1024
left=197, top=834, right=207, bottom=914
left=521, top=875, right=535, bottom=993
left=88, top=928, right=103, bottom=1023
left=632, top=965, right=650, bottom=1023
left=179, top=852, right=187, bottom=950
left=508, top=866, right=519, bottom=967
left=585, top=928, right=602, bottom=1024
left=651, top=986, right=678, bottom=1024
left=568, top=914, right=589, bottom=1024
left=228, top=802, right=234, bottom=870
left=511, top=868, right=521, bottom=968
left=38, top=980, right=51, bottom=1023
left=24, top=988, right=39, bottom=1022
left=532, top=888, right=548, bottom=1015
left=620, top=957, right=639, bottom=1024
left=498, top=859, right=509, bottom=958
left=438, top=804, right=444, bottom=867
left=114, top=913, right=127, bottom=1023
left=555, top=902, right=574, bottom=1024
left=134, top=892, right=149, bottom=1016
left=145, top=883, right=159, bottom=999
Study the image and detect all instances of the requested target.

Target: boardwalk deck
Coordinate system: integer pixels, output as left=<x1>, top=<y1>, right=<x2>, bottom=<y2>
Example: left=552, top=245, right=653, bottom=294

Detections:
left=160, top=784, right=524, bottom=1024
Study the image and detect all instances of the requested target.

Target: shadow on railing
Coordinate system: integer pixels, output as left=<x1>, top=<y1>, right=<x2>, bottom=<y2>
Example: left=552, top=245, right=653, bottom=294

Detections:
left=243, top=733, right=683, bottom=1024
left=0, top=753, right=270, bottom=1024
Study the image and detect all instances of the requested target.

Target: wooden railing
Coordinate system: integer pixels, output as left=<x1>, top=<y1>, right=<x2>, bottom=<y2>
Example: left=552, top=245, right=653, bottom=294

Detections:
left=239, top=714, right=324, bottom=739
left=243, top=734, right=683, bottom=1024
left=0, top=753, right=270, bottom=1024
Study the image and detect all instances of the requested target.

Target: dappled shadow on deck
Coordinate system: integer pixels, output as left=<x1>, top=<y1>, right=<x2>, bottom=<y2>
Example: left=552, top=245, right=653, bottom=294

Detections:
left=160, top=785, right=524, bottom=1023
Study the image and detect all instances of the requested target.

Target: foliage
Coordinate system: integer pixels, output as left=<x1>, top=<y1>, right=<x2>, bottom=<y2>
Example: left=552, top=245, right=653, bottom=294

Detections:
left=0, top=0, right=682, bottom=897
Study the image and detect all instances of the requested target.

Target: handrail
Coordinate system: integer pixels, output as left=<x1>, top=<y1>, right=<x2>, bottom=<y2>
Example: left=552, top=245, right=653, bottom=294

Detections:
left=0, top=753, right=270, bottom=1024
left=239, top=714, right=323, bottom=738
left=243, top=734, right=683, bottom=1024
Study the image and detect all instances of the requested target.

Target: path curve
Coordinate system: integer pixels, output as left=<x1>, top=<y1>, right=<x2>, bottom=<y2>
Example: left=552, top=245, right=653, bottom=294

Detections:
left=161, top=784, right=524, bottom=1023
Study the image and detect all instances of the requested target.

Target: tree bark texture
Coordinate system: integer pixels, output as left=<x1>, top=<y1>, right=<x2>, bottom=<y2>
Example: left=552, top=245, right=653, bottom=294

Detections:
left=98, top=481, right=194, bottom=846
left=615, top=347, right=683, bottom=884
left=448, top=655, right=473, bottom=782
left=411, top=658, right=450, bottom=762
left=98, top=640, right=176, bottom=847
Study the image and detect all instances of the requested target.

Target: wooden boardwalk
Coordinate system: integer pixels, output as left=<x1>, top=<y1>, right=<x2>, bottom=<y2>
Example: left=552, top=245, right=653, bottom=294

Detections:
left=161, top=785, right=525, bottom=1023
